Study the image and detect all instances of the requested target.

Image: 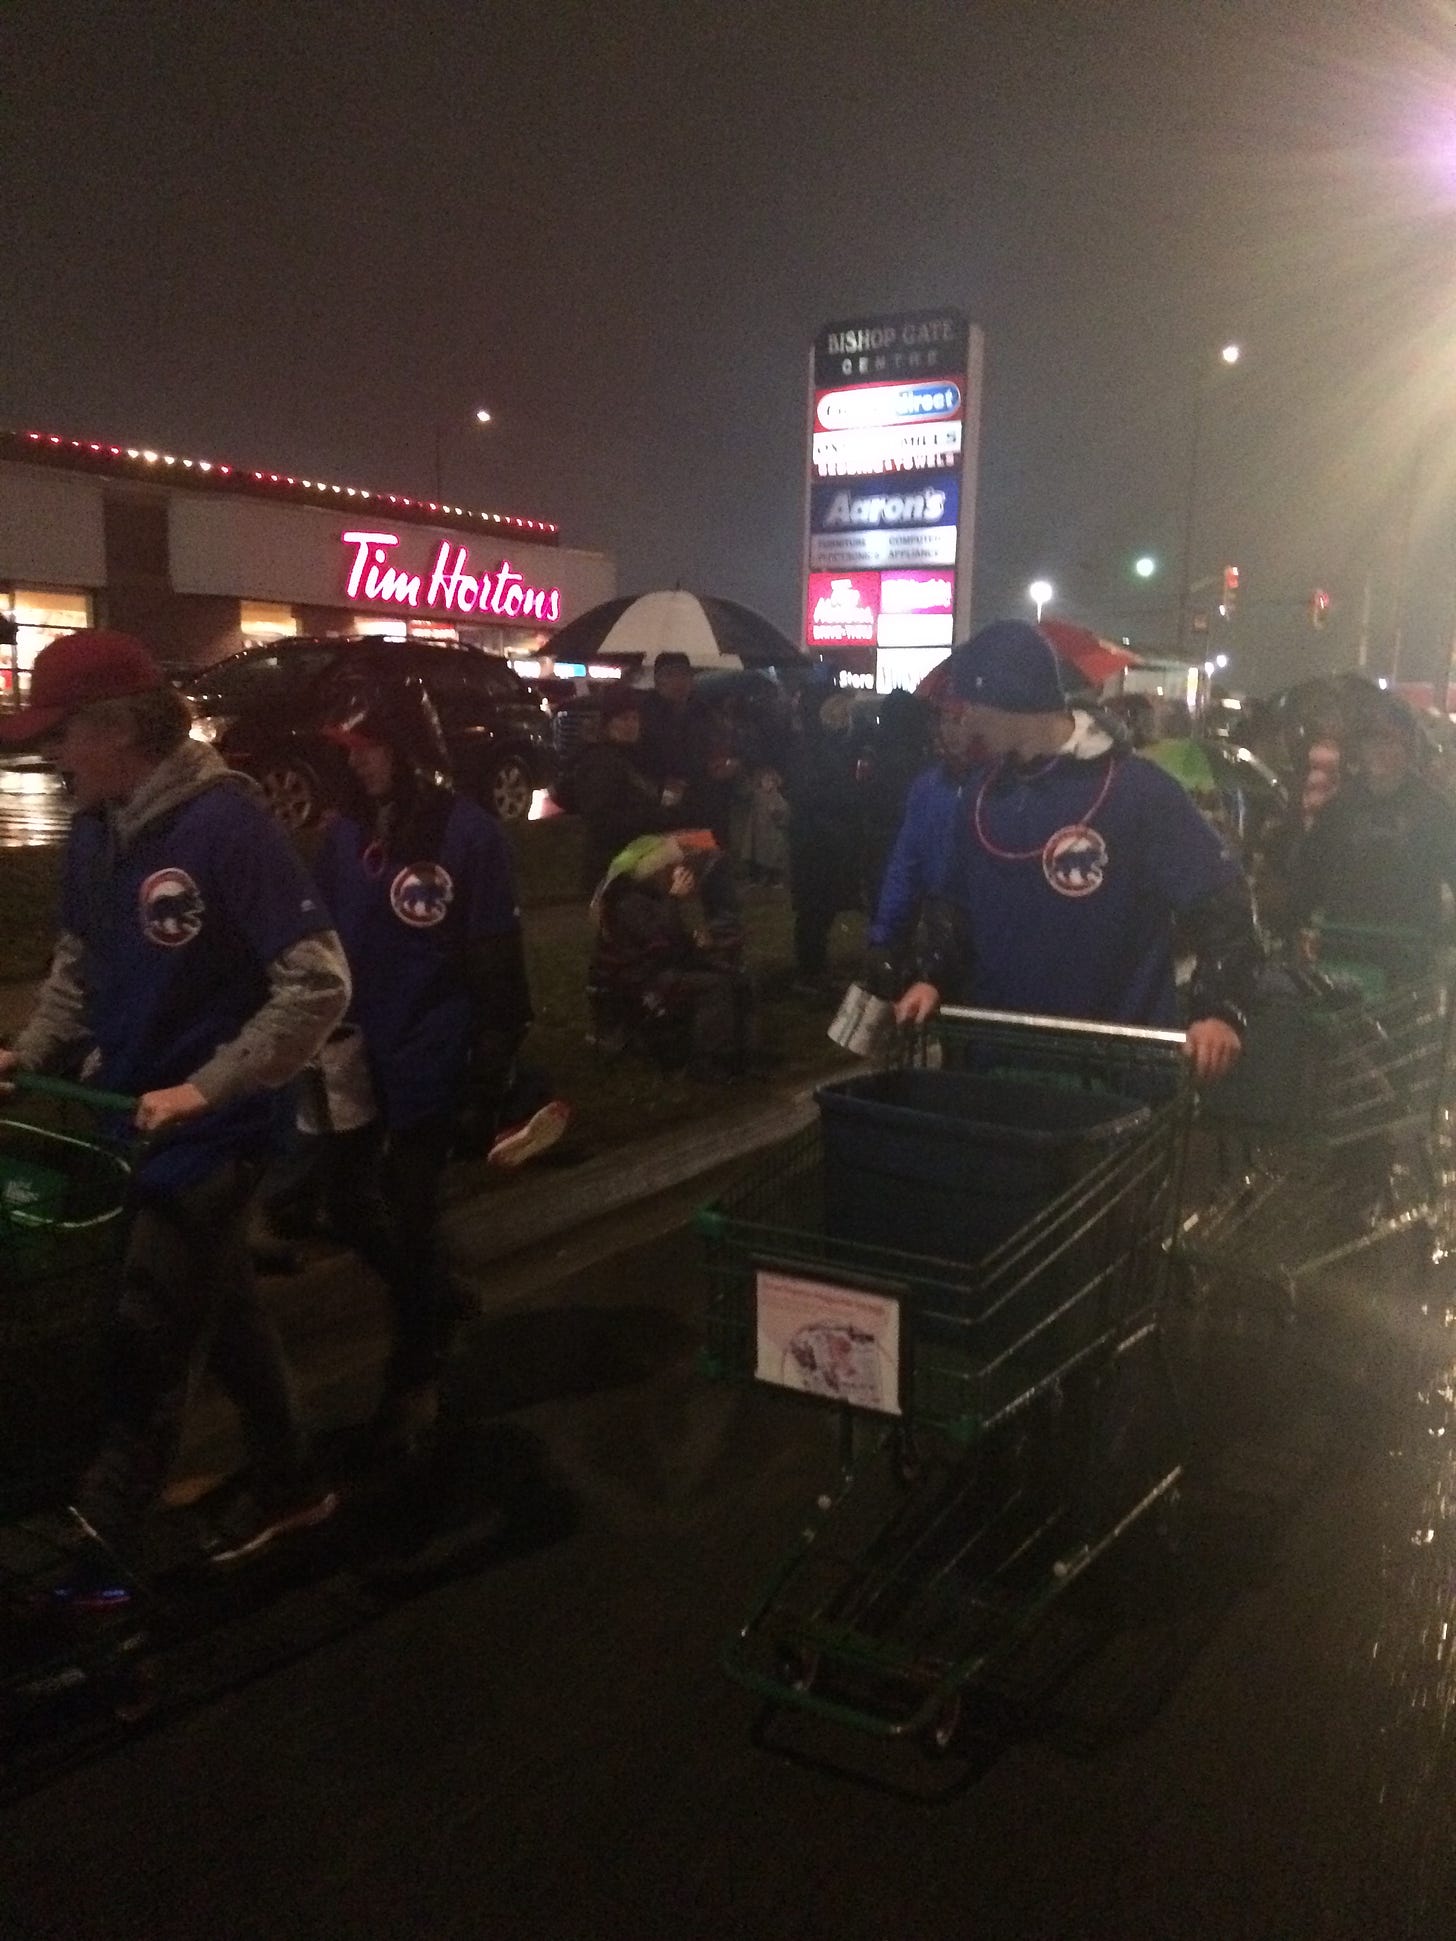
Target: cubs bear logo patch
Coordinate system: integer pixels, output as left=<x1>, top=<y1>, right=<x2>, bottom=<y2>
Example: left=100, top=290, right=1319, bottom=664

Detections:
left=390, top=863, right=455, bottom=928
left=139, top=867, right=206, bottom=946
left=1042, top=824, right=1108, bottom=898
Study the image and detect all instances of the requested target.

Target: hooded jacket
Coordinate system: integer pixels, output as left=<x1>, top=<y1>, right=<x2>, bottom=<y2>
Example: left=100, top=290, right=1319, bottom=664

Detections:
left=887, top=711, right=1259, bottom=1031
left=1291, top=771, right=1456, bottom=939
left=10, top=739, right=350, bottom=1184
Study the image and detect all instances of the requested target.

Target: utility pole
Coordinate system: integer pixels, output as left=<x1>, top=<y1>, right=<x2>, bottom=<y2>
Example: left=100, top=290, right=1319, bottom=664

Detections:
left=1172, top=390, right=1203, bottom=660
left=1389, top=448, right=1423, bottom=686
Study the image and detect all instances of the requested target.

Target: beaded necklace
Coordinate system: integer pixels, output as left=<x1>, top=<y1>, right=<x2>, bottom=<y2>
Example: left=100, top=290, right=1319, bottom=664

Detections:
left=972, top=754, right=1119, bottom=862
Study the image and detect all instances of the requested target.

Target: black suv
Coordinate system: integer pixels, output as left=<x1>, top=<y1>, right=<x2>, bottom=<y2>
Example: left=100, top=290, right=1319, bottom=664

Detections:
left=175, top=636, right=556, bottom=828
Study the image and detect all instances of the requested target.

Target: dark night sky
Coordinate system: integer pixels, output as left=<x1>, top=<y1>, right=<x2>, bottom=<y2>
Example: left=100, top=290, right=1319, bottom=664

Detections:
left=7, top=0, right=1456, bottom=693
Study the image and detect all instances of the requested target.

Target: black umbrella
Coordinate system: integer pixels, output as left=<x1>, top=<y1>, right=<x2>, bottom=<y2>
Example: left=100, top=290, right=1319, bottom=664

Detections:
left=546, top=590, right=806, bottom=669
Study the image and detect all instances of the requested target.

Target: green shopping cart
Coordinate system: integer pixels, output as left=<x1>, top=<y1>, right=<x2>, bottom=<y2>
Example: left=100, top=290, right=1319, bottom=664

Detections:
left=697, top=1006, right=1192, bottom=1753
left=1182, top=924, right=1456, bottom=1301
left=0, top=1072, right=145, bottom=1721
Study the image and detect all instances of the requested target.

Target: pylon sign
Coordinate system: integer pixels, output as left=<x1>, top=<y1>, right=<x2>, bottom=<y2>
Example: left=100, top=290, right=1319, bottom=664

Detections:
left=804, top=309, right=983, bottom=680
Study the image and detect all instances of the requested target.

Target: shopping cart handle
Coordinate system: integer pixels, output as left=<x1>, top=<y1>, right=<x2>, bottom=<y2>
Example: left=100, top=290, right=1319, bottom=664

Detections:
left=7, top=1070, right=141, bottom=1115
left=936, top=1005, right=1189, bottom=1049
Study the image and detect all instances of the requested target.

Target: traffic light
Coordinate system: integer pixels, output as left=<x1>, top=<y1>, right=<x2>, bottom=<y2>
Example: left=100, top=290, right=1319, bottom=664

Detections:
left=1219, top=564, right=1239, bottom=620
left=1309, top=588, right=1331, bottom=630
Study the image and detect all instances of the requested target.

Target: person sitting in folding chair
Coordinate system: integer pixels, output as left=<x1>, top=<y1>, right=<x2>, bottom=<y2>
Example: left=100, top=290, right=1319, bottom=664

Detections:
left=588, top=830, right=755, bottom=1083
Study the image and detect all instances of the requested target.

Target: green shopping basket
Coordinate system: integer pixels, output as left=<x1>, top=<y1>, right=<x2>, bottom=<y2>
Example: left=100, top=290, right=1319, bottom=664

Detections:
left=0, top=1074, right=137, bottom=1518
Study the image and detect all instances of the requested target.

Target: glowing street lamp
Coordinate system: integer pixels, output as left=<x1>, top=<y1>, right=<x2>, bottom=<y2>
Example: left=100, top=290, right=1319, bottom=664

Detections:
left=1028, top=578, right=1054, bottom=623
left=1220, top=343, right=1241, bottom=365
left=1134, top=555, right=1158, bottom=579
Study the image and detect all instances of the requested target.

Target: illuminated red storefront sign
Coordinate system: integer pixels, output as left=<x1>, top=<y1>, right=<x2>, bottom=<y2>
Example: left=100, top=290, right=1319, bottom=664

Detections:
left=806, top=572, right=879, bottom=645
left=341, top=530, right=562, bottom=624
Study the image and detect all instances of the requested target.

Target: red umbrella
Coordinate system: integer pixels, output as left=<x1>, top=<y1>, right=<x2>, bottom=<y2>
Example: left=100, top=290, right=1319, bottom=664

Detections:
left=914, top=621, right=1142, bottom=702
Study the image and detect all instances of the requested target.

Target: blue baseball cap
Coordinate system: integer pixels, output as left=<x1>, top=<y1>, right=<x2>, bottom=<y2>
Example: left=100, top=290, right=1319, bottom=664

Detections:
left=949, top=620, right=1066, bottom=713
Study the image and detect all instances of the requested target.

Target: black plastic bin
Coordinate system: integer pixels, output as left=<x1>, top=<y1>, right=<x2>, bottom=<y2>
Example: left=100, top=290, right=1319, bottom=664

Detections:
left=815, top=1068, right=1151, bottom=1264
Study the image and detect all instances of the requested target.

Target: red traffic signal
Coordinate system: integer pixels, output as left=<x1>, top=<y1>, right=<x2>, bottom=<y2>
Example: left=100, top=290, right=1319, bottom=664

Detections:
left=1309, top=588, right=1331, bottom=629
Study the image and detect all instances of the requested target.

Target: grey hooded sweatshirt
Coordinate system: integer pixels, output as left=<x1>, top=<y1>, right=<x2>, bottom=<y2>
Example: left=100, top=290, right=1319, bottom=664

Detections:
left=10, top=740, right=350, bottom=1107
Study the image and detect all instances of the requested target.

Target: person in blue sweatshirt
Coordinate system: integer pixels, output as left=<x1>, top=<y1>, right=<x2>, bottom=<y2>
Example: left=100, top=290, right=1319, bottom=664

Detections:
left=862, top=701, right=980, bottom=1005
left=892, top=621, right=1259, bottom=1082
left=0, top=629, right=350, bottom=1584
left=310, top=664, right=554, bottom=1454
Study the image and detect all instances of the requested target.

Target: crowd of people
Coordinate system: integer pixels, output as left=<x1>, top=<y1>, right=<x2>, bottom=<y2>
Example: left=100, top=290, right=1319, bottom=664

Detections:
left=558, top=649, right=942, bottom=1035
left=3, top=617, right=1453, bottom=1617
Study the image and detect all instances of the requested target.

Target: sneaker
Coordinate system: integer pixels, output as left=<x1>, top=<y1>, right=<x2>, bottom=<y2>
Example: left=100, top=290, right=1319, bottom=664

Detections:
left=487, top=1099, right=573, bottom=1170
left=204, top=1483, right=339, bottom=1567
left=36, top=1534, right=137, bottom=1615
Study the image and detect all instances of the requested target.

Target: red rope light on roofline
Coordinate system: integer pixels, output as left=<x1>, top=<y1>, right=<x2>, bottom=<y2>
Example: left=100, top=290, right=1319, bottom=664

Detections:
left=4, top=427, right=560, bottom=540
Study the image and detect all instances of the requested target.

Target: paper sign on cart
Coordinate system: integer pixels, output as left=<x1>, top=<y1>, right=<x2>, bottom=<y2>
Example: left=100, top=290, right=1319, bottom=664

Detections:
left=754, top=1269, right=902, bottom=1415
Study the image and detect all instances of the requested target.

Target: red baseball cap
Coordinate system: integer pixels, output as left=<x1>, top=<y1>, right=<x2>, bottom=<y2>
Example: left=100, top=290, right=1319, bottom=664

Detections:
left=0, top=629, right=164, bottom=745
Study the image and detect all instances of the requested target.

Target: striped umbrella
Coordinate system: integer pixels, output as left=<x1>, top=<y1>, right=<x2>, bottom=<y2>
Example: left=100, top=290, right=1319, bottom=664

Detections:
left=546, top=590, right=806, bottom=670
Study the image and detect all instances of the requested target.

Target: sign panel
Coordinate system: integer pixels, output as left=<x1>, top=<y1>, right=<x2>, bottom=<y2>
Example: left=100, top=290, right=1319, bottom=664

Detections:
left=803, top=309, right=981, bottom=659
left=879, top=569, right=954, bottom=615
left=754, top=1268, right=903, bottom=1415
left=807, top=527, right=958, bottom=571
left=805, top=571, right=879, bottom=646
left=809, top=472, right=959, bottom=536
left=0, top=464, right=106, bottom=587
left=877, top=646, right=953, bottom=694
left=168, top=496, right=618, bottom=626
left=814, top=310, right=968, bottom=389
left=813, top=378, right=965, bottom=433
left=811, top=423, right=962, bottom=478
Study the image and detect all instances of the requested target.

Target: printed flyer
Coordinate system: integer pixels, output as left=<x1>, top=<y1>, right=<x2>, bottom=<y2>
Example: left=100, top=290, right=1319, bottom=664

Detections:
left=754, top=1268, right=902, bottom=1415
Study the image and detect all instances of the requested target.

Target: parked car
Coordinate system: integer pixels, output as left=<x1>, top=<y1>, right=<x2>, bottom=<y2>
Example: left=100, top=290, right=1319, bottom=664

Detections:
left=175, top=636, right=556, bottom=829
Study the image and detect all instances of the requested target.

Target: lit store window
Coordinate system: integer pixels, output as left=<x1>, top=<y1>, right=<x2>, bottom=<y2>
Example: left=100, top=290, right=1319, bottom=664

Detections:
left=0, top=589, right=93, bottom=700
left=240, top=601, right=299, bottom=645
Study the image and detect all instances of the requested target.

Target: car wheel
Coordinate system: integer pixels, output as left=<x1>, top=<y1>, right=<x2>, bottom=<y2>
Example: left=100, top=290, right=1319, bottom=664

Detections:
left=486, top=753, right=535, bottom=822
left=256, top=756, right=321, bottom=832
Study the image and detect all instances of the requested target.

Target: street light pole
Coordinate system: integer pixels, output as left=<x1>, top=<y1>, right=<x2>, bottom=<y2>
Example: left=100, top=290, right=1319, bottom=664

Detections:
left=434, top=406, right=494, bottom=505
left=1172, top=392, right=1205, bottom=659
left=1172, top=344, right=1239, bottom=660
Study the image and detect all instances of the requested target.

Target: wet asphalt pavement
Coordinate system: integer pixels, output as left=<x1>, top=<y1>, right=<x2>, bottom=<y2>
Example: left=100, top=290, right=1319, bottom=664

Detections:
left=0, top=763, right=68, bottom=849
left=3, top=1176, right=1456, bottom=1940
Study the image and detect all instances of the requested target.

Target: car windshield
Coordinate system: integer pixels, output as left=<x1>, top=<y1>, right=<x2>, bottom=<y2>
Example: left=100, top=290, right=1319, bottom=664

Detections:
left=182, top=646, right=340, bottom=706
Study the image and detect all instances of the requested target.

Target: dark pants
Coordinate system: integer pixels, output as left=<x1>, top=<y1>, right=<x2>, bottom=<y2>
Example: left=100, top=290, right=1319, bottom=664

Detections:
left=792, top=898, right=837, bottom=978
left=78, top=1158, right=314, bottom=1552
left=653, top=967, right=755, bottom=1077
left=319, top=1116, right=456, bottom=1391
left=790, top=845, right=859, bottom=978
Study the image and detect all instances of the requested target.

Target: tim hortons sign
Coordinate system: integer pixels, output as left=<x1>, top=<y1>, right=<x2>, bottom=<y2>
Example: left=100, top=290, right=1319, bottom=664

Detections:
left=341, top=529, right=563, bottom=623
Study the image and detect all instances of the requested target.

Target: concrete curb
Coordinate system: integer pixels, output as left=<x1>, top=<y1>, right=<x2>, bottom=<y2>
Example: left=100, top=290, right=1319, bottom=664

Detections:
left=444, top=1082, right=820, bottom=1266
